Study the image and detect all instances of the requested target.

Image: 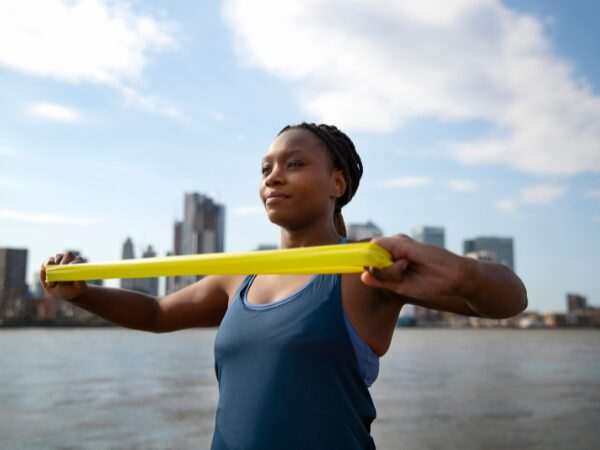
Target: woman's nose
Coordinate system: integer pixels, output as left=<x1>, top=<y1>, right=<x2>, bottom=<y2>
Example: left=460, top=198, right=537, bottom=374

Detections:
left=264, top=165, right=284, bottom=186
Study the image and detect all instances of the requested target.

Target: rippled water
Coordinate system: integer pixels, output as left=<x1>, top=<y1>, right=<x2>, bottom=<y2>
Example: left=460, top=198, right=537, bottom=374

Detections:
left=1, top=328, right=598, bottom=449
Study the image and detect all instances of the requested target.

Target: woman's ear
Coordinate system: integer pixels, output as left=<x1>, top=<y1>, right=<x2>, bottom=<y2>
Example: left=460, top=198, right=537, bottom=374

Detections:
left=331, top=170, right=347, bottom=199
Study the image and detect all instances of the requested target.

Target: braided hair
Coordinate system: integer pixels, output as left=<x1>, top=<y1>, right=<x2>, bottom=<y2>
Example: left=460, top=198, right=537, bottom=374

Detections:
left=277, top=122, right=363, bottom=237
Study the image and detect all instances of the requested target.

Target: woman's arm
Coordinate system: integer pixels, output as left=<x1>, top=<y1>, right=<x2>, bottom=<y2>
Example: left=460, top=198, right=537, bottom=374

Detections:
left=361, top=235, right=528, bottom=319
left=40, top=251, right=232, bottom=332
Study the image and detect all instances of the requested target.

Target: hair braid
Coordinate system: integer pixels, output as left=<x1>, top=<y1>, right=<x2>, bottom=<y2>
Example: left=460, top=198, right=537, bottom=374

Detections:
left=278, top=122, right=363, bottom=237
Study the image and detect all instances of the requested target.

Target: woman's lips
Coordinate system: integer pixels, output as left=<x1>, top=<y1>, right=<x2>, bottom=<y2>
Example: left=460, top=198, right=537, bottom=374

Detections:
left=265, top=193, right=289, bottom=205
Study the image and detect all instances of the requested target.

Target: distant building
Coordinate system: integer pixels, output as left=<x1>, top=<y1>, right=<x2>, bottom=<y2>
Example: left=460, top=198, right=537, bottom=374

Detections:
left=465, top=250, right=496, bottom=263
left=410, top=227, right=446, bottom=326
left=412, top=226, right=445, bottom=248
left=166, top=221, right=183, bottom=295
left=120, top=239, right=159, bottom=296
left=139, top=245, right=159, bottom=297
left=121, top=237, right=136, bottom=292
left=347, top=221, right=383, bottom=241
left=256, top=244, right=278, bottom=251
left=463, top=236, right=514, bottom=270
left=567, top=293, right=587, bottom=313
left=167, top=193, right=225, bottom=293
left=0, top=248, right=28, bottom=320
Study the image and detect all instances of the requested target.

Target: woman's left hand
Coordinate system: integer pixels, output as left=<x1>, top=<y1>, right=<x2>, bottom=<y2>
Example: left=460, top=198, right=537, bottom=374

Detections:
left=361, top=234, right=468, bottom=303
left=361, top=234, right=528, bottom=319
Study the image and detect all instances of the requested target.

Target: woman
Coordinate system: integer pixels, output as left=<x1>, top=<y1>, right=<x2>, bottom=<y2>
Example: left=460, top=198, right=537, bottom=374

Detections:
left=40, top=123, right=528, bottom=449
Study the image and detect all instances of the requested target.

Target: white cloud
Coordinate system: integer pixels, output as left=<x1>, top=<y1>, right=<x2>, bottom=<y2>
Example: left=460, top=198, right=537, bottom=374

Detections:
left=0, top=0, right=174, bottom=85
left=120, top=87, right=185, bottom=121
left=584, top=189, right=600, bottom=201
left=0, top=1, right=182, bottom=120
left=448, top=179, right=478, bottom=192
left=494, top=182, right=567, bottom=214
left=233, top=205, right=265, bottom=215
left=494, top=198, right=518, bottom=214
left=223, top=0, right=600, bottom=176
left=0, top=209, right=99, bottom=225
left=28, top=102, right=81, bottom=122
left=520, top=183, right=567, bottom=204
left=378, top=176, right=432, bottom=188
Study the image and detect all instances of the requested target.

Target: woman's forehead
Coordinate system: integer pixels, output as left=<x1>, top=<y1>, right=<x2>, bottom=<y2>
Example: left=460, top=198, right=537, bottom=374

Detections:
left=263, top=128, right=325, bottom=159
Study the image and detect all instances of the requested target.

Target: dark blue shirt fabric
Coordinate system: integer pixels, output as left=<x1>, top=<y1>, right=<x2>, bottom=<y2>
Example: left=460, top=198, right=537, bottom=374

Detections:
left=212, top=273, right=377, bottom=449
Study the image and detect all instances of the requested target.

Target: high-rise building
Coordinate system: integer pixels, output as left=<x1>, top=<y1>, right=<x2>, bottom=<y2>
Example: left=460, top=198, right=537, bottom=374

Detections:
left=120, top=239, right=159, bottom=296
left=256, top=244, right=278, bottom=251
left=139, top=245, right=159, bottom=297
left=121, top=237, right=136, bottom=292
left=166, top=221, right=184, bottom=295
left=567, top=293, right=587, bottom=313
left=465, top=250, right=496, bottom=263
left=182, top=193, right=225, bottom=255
left=463, top=236, right=514, bottom=270
left=0, top=248, right=28, bottom=320
left=410, top=227, right=446, bottom=325
left=412, top=226, right=445, bottom=248
left=347, top=221, right=383, bottom=241
left=179, top=193, right=225, bottom=288
left=122, top=237, right=134, bottom=259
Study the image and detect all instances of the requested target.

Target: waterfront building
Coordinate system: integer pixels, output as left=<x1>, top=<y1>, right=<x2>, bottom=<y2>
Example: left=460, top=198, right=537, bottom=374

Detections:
left=167, top=193, right=225, bottom=293
left=465, top=250, right=496, bottom=263
left=256, top=244, right=278, bottom=251
left=347, top=221, right=383, bottom=241
left=0, top=248, right=28, bottom=320
left=121, top=237, right=136, bottom=291
left=463, top=236, right=514, bottom=271
left=120, top=239, right=159, bottom=296
left=411, top=226, right=445, bottom=248
left=567, top=293, right=587, bottom=313
left=410, top=227, right=445, bottom=325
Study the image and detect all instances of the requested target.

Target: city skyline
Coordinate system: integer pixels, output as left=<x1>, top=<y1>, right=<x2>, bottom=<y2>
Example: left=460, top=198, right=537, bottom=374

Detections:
left=1, top=191, right=593, bottom=316
left=1, top=1, right=599, bottom=314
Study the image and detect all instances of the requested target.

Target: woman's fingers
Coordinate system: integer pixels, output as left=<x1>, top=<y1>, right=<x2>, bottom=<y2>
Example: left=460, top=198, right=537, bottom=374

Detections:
left=361, top=259, right=408, bottom=293
left=41, top=256, right=57, bottom=288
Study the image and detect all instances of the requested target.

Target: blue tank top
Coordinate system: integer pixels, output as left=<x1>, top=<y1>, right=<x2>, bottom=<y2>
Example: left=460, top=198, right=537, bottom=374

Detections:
left=212, top=273, right=377, bottom=449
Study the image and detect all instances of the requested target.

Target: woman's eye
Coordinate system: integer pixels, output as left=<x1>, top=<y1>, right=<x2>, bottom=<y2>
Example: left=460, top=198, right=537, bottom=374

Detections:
left=288, top=160, right=303, bottom=168
left=261, top=166, right=271, bottom=176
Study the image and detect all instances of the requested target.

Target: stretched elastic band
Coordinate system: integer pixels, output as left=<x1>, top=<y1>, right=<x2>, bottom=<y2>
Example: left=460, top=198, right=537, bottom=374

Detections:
left=45, top=242, right=392, bottom=282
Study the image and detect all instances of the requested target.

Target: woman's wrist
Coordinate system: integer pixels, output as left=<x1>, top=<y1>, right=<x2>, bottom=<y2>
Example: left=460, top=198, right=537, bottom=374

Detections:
left=453, top=255, right=485, bottom=303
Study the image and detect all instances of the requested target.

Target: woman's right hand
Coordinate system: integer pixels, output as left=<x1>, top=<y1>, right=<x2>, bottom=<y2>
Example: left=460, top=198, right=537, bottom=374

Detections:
left=40, top=251, right=88, bottom=301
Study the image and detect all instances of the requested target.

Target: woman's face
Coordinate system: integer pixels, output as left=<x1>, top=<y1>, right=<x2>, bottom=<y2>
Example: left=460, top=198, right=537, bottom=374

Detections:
left=260, top=128, right=346, bottom=230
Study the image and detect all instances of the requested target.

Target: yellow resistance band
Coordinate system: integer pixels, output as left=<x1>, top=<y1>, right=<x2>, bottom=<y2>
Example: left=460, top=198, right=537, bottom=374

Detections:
left=45, top=242, right=393, bottom=282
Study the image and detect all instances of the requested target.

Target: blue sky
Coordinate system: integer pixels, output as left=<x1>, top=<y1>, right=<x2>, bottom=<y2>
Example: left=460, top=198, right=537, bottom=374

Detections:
left=1, top=0, right=598, bottom=313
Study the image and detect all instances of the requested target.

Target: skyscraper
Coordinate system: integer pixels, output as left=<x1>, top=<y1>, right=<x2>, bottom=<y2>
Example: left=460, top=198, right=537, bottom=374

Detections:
left=121, top=237, right=136, bottom=292
left=347, top=221, right=383, bottom=241
left=0, top=248, right=28, bottom=320
left=169, top=193, right=225, bottom=291
left=139, top=245, right=159, bottom=297
left=182, top=193, right=225, bottom=255
left=410, top=227, right=445, bottom=325
left=463, top=236, right=514, bottom=270
left=120, top=238, right=159, bottom=296
left=411, top=226, right=445, bottom=248
left=567, top=293, right=587, bottom=313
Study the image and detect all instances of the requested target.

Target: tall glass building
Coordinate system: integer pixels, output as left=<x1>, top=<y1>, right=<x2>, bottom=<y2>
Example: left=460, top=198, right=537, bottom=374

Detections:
left=463, top=236, right=514, bottom=271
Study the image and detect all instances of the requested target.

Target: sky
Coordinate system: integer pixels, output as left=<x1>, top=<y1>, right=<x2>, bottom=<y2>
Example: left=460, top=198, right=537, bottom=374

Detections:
left=0, top=0, right=598, bottom=313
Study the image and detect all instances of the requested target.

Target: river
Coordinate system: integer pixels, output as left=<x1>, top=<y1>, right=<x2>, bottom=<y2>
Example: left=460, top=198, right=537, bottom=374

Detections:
left=1, top=328, right=598, bottom=449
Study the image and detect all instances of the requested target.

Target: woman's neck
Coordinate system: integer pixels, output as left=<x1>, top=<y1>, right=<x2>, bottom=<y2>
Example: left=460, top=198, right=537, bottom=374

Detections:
left=279, top=225, right=342, bottom=249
